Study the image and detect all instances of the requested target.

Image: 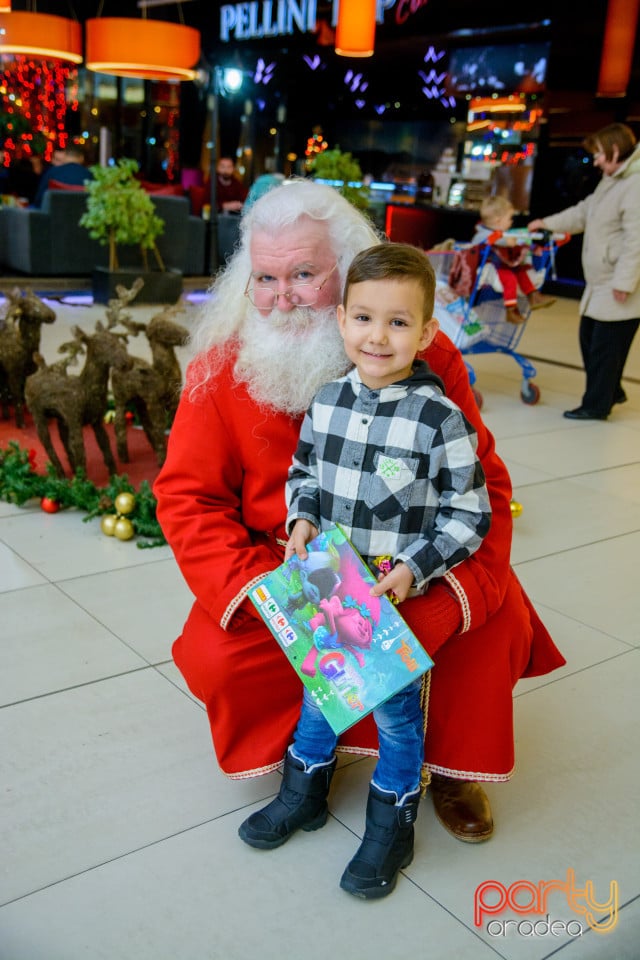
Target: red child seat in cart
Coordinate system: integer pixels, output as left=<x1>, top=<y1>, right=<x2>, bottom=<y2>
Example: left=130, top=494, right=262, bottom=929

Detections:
left=426, top=231, right=570, bottom=408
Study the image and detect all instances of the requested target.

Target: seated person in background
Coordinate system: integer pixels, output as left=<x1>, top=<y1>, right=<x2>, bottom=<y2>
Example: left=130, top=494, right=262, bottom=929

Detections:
left=32, top=144, right=91, bottom=207
left=7, top=154, right=43, bottom=205
left=215, top=156, right=248, bottom=214
left=472, top=195, right=555, bottom=324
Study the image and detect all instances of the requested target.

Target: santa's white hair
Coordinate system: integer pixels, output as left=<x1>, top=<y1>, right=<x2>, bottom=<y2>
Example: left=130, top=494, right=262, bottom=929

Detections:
left=185, top=178, right=381, bottom=414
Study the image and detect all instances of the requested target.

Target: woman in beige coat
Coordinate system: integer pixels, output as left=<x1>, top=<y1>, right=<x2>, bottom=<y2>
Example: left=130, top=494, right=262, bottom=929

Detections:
left=529, top=123, right=640, bottom=420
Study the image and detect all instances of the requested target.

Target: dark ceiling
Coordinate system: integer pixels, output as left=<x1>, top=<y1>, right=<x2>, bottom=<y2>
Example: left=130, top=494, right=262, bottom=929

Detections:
left=6, top=1, right=632, bottom=171
left=8, top=0, right=613, bottom=97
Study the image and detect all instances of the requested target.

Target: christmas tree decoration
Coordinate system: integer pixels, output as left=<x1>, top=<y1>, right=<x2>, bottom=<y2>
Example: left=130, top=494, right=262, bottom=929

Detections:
left=305, top=125, right=329, bottom=161
left=99, top=490, right=137, bottom=542
left=114, top=491, right=136, bottom=515
left=100, top=514, right=118, bottom=536
left=510, top=499, right=523, bottom=519
left=0, top=441, right=166, bottom=548
left=114, top=516, right=135, bottom=541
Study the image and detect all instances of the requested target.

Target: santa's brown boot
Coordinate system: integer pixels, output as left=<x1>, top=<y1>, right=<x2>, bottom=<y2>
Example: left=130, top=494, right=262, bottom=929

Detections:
left=430, top=773, right=493, bottom=842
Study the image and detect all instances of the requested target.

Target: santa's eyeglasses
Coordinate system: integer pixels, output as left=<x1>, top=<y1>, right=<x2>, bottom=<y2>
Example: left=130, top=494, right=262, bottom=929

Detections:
left=244, top=262, right=338, bottom=309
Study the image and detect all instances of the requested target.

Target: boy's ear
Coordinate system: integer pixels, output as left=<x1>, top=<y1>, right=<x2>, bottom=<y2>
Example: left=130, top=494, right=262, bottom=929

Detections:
left=337, top=303, right=346, bottom=334
left=420, top=316, right=439, bottom=350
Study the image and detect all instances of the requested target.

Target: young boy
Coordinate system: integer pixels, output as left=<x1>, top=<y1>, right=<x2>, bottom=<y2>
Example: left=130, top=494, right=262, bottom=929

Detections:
left=238, top=243, right=492, bottom=900
left=473, top=195, right=555, bottom=323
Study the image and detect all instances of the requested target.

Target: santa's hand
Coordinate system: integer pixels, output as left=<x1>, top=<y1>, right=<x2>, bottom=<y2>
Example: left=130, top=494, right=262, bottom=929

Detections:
left=284, top=519, right=319, bottom=561
left=370, top=561, right=414, bottom=603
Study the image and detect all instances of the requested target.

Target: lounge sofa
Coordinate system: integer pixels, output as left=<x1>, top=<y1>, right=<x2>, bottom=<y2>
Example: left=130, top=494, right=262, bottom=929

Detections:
left=0, top=189, right=207, bottom=276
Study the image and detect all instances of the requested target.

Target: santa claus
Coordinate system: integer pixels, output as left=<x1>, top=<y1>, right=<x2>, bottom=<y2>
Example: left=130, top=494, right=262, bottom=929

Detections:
left=154, top=179, right=564, bottom=850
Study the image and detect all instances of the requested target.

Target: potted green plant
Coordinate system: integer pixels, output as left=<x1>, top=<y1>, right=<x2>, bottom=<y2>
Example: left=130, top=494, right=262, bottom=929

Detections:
left=80, top=158, right=182, bottom=304
left=307, top=147, right=370, bottom=213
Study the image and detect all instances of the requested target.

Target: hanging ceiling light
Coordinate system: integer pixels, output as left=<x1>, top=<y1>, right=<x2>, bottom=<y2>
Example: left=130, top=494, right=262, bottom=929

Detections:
left=85, top=17, right=200, bottom=81
left=0, top=11, right=82, bottom=63
left=335, top=0, right=377, bottom=58
left=597, top=0, right=640, bottom=96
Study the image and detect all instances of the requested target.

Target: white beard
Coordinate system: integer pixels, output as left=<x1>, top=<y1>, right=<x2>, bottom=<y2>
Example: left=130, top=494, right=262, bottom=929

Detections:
left=235, top=304, right=351, bottom=415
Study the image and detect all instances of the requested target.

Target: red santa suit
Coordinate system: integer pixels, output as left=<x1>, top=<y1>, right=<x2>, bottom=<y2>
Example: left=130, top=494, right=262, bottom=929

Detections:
left=154, top=330, right=565, bottom=781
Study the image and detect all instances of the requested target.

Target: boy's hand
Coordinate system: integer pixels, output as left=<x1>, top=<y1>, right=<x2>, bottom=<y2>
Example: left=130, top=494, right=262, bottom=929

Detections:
left=370, top=561, right=415, bottom=603
left=284, top=519, right=319, bottom=561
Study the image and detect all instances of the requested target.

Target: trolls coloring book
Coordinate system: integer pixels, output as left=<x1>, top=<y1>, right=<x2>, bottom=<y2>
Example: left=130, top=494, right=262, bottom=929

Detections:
left=249, top=524, right=433, bottom=735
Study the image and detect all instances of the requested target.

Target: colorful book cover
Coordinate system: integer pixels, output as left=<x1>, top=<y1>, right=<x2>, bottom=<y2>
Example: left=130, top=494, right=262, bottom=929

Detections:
left=248, top=524, right=433, bottom=735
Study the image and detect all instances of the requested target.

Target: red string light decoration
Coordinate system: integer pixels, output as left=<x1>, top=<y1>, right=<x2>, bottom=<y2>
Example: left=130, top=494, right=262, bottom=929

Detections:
left=165, top=107, right=179, bottom=182
left=1, top=57, right=78, bottom=162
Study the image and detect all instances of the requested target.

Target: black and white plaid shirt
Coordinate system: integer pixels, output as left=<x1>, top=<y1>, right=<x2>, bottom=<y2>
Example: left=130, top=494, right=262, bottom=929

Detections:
left=286, top=362, right=491, bottom=591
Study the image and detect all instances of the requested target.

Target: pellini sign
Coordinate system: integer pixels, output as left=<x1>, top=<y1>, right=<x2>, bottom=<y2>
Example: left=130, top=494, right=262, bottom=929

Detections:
left=219, top=0, right=430, bottom=42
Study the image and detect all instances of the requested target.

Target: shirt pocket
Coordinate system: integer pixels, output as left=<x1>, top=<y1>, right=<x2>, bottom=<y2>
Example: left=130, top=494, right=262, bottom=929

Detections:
left=364, top=452, right=420, bottom=521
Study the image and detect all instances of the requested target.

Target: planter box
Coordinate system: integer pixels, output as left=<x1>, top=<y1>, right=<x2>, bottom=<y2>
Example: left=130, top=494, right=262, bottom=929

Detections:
left=92, top=267, right=183, bottom=305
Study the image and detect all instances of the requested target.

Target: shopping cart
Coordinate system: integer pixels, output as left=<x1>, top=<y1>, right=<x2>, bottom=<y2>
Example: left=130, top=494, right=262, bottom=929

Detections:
left=426, top=231, right=568, bottom=408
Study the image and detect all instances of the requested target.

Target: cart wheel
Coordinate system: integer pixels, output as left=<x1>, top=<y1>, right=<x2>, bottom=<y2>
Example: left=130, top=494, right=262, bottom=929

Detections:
left=472, top=387, right=484, bottom=410
left=521, top=382, right=540, bottom=405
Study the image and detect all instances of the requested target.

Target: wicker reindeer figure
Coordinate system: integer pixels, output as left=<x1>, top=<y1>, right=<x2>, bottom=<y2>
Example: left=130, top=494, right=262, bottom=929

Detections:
left=112, top=304, right=189, bottom=466
left=24, top=320, right=132, bottom=477
left=0, top=288, right=56, bottom=427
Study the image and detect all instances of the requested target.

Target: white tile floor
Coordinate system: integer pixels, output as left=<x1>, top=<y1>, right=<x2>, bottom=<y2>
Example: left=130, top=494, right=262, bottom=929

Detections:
left=1, top=291, right=639, bottom=960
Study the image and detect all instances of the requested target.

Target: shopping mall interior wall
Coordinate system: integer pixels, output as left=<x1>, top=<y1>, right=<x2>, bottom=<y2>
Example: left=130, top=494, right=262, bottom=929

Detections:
left=330, top=118, right=460, bottom=182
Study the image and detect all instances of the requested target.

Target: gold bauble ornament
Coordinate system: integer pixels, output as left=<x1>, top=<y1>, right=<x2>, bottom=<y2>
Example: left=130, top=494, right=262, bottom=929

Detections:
left=114, top=491, right=136, bottom=515
left=114, top=516, right=135, bottom=541
left=510, top=499, right=523, bottom=519
left=100, top=514, right=118, bottom=536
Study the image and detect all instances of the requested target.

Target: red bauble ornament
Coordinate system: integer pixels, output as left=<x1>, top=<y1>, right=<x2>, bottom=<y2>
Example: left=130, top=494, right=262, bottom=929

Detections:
left=40, top=497, right=61, bottom=514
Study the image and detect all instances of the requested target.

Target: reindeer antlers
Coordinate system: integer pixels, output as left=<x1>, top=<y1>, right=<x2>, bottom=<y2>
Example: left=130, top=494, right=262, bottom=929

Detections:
left=105, top=277, right=145, bottom=331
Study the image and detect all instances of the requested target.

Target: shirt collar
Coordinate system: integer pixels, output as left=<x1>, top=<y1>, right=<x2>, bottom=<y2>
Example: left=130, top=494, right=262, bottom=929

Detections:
left=346, top=366, right=412, bottom=401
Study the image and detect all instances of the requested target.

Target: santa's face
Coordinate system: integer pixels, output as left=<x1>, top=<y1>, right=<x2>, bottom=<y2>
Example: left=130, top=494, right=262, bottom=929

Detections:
left=248, top=217, right=341, bottom=317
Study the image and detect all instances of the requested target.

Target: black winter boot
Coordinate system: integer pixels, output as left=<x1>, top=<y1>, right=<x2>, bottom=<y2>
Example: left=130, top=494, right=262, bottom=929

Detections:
left=340, top=783, right=420, bottom=900
left=238, top=749, right=336, bottom=850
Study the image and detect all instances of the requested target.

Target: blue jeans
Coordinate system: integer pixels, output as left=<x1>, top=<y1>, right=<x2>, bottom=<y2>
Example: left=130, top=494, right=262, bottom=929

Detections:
left=292, top=679, right=424, bottom=799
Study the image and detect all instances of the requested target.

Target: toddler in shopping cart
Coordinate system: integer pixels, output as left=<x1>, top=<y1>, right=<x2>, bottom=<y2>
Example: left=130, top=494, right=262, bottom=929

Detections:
left=473, top=196, right=555, bottom=323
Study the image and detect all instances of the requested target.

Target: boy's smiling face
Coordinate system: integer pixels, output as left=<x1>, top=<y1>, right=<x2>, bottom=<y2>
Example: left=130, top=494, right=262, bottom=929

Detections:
left=337, top=277, right=438, bottom=390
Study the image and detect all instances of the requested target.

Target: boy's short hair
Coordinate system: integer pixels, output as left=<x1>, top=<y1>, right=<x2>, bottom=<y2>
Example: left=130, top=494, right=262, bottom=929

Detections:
left=344, top=242, right=436, bottom=323
left=479, top=195, right=514, bottom=225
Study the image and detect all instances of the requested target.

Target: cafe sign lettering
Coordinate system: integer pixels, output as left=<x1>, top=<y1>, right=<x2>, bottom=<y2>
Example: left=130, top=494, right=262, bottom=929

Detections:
left=219, top=0, right=430, bottom=42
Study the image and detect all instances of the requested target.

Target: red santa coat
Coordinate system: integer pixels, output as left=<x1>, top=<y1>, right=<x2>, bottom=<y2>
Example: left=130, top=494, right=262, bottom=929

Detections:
left=154, top=330, right=565, bottom=781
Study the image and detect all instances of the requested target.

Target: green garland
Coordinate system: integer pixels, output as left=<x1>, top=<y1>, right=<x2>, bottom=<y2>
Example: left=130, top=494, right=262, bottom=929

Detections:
left=0, top=441, right=166, bottom=548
